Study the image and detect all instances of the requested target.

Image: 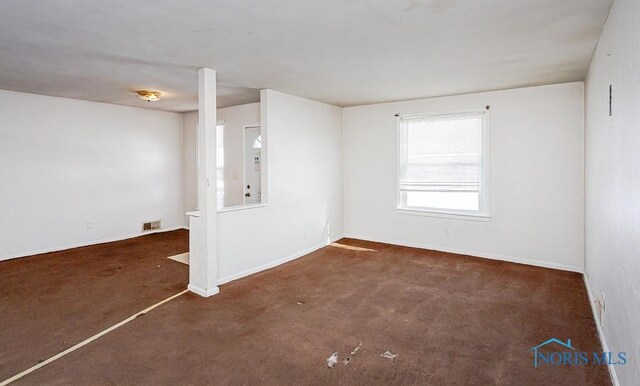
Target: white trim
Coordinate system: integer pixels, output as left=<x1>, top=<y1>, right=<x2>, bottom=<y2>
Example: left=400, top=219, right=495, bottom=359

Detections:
left=0, top=226, right=186, bottom=262
left=396, top=208, right=491, bottom=221
left=195, top=122, right=200, bottom=209
left=396, top=107, right=488, bottom=120
left=218, top=235, right=343, bottom=285
left=396, top=113, right=405, bottom=210
left=583, top=274, right=620, bottom=386
left=218, top=203, right=269, bottom=213
left=343, top=234, right=584, bottom=273
left=259, top=90, right=269, bottom=205
left=241, top=123, right=262, bottom=206
left=187, top=284, right=220, bottom=297
left=396, top=108, right=490, bottom=218
left=481, top=108, right=491, bottom=215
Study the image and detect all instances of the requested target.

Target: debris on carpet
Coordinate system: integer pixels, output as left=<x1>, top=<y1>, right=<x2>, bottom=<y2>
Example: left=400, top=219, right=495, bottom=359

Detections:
left=327, top=352, right=339, bottom=368
left=380, top=350, right=398, bottom=360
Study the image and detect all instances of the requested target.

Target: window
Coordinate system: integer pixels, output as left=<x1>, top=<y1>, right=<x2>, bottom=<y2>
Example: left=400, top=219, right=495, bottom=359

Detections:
left=216, top=124, right=224, bottom=208
left=253, top=134, right=262, bottom=149
left=397, top=109, right=489, bottom=218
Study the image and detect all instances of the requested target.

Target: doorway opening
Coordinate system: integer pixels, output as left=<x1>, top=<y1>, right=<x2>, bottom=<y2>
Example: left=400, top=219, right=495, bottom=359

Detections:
left=243, top=125, right=262, bottom=205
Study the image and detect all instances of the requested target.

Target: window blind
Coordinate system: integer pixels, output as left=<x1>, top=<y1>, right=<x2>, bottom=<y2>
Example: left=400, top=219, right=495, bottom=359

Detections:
left=399, top=111, right=484, bottom=211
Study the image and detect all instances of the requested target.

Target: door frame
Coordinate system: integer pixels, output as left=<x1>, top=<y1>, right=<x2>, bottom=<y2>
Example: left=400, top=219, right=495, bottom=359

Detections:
left=242, top=124, right=262, bottom=204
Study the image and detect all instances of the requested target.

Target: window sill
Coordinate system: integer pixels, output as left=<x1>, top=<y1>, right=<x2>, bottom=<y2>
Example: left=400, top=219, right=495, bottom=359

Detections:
left=218, top=203, right=268, bottom=213
left=396, top=208, right=491, bottom=222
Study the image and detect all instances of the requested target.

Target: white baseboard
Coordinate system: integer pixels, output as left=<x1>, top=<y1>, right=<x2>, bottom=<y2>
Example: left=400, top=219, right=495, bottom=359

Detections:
left=217, top=236, right=343, bottom=285
left=583, top=274, right=620, bottom=386
left=187, top=284, right=220, bottom=297
left=343, top=234, right=584, bottom=273
left=0, top=226, right=187, bottom=262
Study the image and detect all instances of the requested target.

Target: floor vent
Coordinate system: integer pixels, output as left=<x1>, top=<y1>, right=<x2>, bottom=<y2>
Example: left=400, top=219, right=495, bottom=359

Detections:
left=142, top=220, right=161, bottom=232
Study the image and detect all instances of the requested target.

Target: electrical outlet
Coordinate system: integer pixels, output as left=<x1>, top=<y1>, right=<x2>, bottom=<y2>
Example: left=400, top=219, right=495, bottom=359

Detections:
left=87, top=222, right=94, bottom=229
left=444, top=229, right=451, bottom=238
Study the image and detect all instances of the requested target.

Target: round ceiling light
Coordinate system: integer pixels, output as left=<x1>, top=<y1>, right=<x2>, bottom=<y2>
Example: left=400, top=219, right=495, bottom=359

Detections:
left=136, top=90, right=162, bottom=102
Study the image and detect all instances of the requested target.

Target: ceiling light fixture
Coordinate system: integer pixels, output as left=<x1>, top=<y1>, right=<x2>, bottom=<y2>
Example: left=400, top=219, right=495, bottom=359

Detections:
left=136, top=90, right=162, bottom=102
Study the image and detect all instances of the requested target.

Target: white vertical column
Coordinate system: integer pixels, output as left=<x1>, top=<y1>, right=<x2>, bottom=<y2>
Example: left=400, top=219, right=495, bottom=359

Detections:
left=188, top=68, right=219, bottom=297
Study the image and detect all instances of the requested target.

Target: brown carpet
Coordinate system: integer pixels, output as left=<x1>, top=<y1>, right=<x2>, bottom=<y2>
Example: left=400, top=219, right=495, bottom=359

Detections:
left=0, top=230, right=189, bottom=381
left=3, top=237, right=610, bottom=385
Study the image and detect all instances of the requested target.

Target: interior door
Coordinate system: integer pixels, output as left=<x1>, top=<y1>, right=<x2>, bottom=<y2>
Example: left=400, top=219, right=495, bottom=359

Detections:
left=244, top=126, right=261, bottom=204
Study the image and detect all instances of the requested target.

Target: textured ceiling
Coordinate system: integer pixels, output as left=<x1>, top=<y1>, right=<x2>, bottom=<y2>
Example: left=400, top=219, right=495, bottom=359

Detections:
left=0, top=0, right=612, bottom=112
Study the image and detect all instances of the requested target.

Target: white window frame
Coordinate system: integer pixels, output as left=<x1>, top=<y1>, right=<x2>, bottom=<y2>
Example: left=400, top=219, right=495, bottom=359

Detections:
left=396, top=108, right=491, bottom=221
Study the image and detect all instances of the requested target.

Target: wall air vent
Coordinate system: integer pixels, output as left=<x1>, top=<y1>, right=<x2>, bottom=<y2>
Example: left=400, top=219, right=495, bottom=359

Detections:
left=142, top=220, right=161, bottom=232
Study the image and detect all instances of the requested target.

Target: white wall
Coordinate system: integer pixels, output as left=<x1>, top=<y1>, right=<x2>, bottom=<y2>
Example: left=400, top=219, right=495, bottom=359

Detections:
left=0, top=89, right=184, bottom=261
left=585, top=0, right=640, bottom=384
left=182, top=102, right=261, bottom=224
left=217, top=90, right=343, bottom=282
left=344, top=82, right=585, bottom=271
